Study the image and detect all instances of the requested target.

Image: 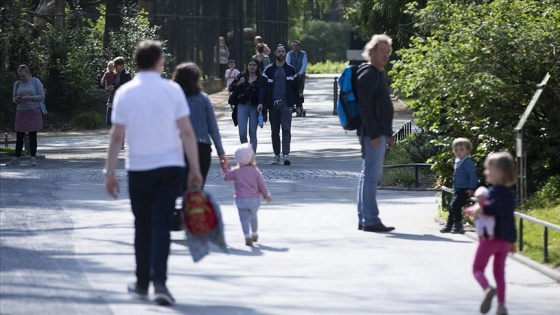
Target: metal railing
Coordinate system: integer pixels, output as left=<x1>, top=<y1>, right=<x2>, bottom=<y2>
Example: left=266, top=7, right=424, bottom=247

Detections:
left=393, top=120, right=413, bottom=144
left=383, top=163, right=432, bottom=188
left=440, top=186, right=559, bottom=263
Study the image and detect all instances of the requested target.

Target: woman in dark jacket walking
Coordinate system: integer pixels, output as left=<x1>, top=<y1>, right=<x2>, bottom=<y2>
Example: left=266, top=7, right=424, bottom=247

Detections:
left=229, top=58, right=262, bottom=153
left=173, top=62, right=228, bottom=188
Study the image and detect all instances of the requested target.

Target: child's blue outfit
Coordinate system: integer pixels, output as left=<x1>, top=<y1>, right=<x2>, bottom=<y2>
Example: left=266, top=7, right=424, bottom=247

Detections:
left=443, top=155, right=477, bottom=233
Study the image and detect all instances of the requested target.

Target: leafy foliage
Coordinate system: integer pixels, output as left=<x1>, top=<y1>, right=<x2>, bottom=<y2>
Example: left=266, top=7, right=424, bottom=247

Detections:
left=344, top=0, right=427, bottom=51
left=390, top=0, right=560, bottom=189
left=300, top=20, right=350, bottom=63
left=1, top=2, right=168, bottom=129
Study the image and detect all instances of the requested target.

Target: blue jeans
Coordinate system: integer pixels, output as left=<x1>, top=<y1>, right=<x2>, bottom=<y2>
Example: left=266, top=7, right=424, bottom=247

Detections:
left=128, top=166, right=183, bottom=288
left=357, top=136, right=387, bottom=226
left=269, top=101, right=292, bottom=156
left=237, top=103, right=258, bottom=153
left=106, top=106, right=112, bottom=127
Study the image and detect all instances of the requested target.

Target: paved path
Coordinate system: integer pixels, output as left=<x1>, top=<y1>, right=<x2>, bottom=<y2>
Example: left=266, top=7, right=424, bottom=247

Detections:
left=1, top=76, right=559, bottom=315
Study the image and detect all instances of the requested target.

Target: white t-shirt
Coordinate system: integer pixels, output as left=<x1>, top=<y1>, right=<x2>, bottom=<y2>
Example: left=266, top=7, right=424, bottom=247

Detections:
left=225, top=68, right=240, bottom=90
left=112, top=71, right=190, bottom=171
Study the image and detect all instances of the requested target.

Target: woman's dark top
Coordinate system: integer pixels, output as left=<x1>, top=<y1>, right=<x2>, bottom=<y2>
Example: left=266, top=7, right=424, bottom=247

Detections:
left=229, top=73, right=259, bottom=106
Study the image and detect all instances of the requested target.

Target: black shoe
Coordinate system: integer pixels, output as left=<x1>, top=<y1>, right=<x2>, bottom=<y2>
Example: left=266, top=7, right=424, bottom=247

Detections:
left=440, top=225, right=452, bottom=233
left=363, top=223, right=395, bottom=232
left=128, top=282, right=148, bottom=298
left=358, top=224, right=363, bottom=230
left=451, top=224, right=464, bottom=234
left=154, top=284, right=175, bottom=306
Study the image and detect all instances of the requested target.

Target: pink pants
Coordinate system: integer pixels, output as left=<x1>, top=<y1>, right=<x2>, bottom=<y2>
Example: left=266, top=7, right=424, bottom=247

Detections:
left=472, top=239, right=511, bottom=304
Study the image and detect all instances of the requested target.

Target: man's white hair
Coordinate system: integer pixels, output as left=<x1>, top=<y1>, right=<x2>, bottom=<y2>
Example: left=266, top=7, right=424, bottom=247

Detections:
left=361, top=34, right=393, bottom=61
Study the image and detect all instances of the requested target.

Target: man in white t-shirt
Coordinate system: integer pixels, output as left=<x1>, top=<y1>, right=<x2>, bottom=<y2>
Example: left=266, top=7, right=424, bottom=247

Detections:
left=104, top=40, right=202, bottom=306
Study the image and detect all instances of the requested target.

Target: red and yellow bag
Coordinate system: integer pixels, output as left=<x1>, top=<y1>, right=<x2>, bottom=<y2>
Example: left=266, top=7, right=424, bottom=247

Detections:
left=183, top=190, right=218, bottom=235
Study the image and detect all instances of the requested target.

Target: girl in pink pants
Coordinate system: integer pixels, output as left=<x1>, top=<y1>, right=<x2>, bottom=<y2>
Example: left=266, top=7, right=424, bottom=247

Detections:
left=469, top=152, right=517, bottom=315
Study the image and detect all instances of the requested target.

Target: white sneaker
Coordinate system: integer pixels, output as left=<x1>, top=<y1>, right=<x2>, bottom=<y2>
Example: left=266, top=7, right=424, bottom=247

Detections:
left=271, top=155, right=281, bottom=165
left=5, top=157, right=20, bottom=166
left=283, top=155, right=291, bottom=166
left=30, top=157, right=37, bottom=166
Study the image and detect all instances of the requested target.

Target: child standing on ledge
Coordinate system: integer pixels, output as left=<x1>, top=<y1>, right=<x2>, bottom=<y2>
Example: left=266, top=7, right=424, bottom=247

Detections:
left=441, top=137, right=478, bottom=234
left=223, top=143, right=272, bottom=246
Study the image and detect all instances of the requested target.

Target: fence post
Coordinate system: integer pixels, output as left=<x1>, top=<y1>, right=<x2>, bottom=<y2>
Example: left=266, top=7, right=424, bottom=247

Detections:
left=333, top=77, right=338, bottom=115
left=544, top=227, right=549, bottom=263
left=519, top=218, right=524, bottom=252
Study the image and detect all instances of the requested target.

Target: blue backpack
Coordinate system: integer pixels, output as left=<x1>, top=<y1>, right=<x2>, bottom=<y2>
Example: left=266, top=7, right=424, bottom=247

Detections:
left=337, top=64, right=377, bottom=131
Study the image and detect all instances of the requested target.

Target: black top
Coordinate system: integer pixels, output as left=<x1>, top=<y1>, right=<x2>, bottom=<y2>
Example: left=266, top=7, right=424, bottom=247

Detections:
left=482, top=185, right=517, bottom=243
left=229, top=73, right=259, bottom=106
left=355, top=65, right=394, bottom=138
left=258, top=63, right=300, bottom=108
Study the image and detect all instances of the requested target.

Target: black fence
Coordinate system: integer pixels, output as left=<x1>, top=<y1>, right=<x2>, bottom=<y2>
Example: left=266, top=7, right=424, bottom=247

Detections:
left=146, top=0, right=287, bottom=79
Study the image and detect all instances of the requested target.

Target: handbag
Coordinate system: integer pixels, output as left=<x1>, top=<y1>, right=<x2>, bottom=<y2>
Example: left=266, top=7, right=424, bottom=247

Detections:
left=183, top=189, right=218, bottom=236
left=32, top=77, right=47, bottom=115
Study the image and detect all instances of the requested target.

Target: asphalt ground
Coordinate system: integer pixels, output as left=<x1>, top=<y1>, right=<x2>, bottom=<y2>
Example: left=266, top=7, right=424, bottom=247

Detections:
left=1, top=75, right=559, bottom=315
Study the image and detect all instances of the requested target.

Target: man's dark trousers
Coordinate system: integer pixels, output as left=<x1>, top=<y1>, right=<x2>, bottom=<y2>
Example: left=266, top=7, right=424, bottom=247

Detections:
left=269, top=100, right=292, bottom=156
left=128, top=166, right=183, bottom=288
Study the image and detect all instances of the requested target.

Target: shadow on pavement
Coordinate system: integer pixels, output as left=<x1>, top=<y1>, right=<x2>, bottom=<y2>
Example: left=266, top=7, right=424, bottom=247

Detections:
left=384, top=232, right=472, bottom=243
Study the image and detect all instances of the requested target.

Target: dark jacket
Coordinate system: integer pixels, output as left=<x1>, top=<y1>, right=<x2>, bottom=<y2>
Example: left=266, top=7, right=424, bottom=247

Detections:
left=355, top=64, right=394, bottom=139
left=482, top=185, right=516, bottom=243
left=229, top=73, right=260, bottom=107
left=258, top=62, right=300, bottom=109
left=114, top=69, right=132, bottom=91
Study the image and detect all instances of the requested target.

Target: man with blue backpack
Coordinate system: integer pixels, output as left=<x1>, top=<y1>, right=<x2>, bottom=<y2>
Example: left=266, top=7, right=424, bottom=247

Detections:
left=339, top=34, right=395, bottom=232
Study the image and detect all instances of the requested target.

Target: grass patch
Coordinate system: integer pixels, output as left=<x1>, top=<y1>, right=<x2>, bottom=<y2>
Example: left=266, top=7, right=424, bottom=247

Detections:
left=0, top=146, right=28, bottom=156
left=517, top=205, right=560, bottom=267
left=382, top=141, right=436, bottom=189
left=307, top=61, right=346, bottom=74
left=72, top=112, right=105, bottom=129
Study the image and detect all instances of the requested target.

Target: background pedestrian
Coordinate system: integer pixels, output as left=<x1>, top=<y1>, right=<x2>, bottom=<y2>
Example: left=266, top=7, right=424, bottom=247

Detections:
left=7, top=65, right=45, bottom=166
left=229, top=57, right=262, bottom=153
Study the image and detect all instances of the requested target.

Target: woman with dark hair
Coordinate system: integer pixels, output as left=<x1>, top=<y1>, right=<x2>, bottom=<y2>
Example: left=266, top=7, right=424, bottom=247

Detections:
left=228, top=58, right=263, bottom=153
left=172, top=62, right=228, bottom=188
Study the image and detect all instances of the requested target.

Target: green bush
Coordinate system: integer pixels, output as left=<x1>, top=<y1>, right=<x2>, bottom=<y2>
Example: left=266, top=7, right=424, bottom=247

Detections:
left=307, top=61, right=347, bottom=74
left=72, top=112, right=105, bottom=129
left=1, top=3, right=169, bottom=130
left=299, top=20, right=350, bottom=63
left=391, top=0, right=560, bottom=189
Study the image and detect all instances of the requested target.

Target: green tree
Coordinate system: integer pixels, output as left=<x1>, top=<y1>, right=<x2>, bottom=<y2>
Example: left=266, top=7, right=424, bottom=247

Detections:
left=344, top=0, right=427, bottom=51
left=391, top=0, right=560, bottom=189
